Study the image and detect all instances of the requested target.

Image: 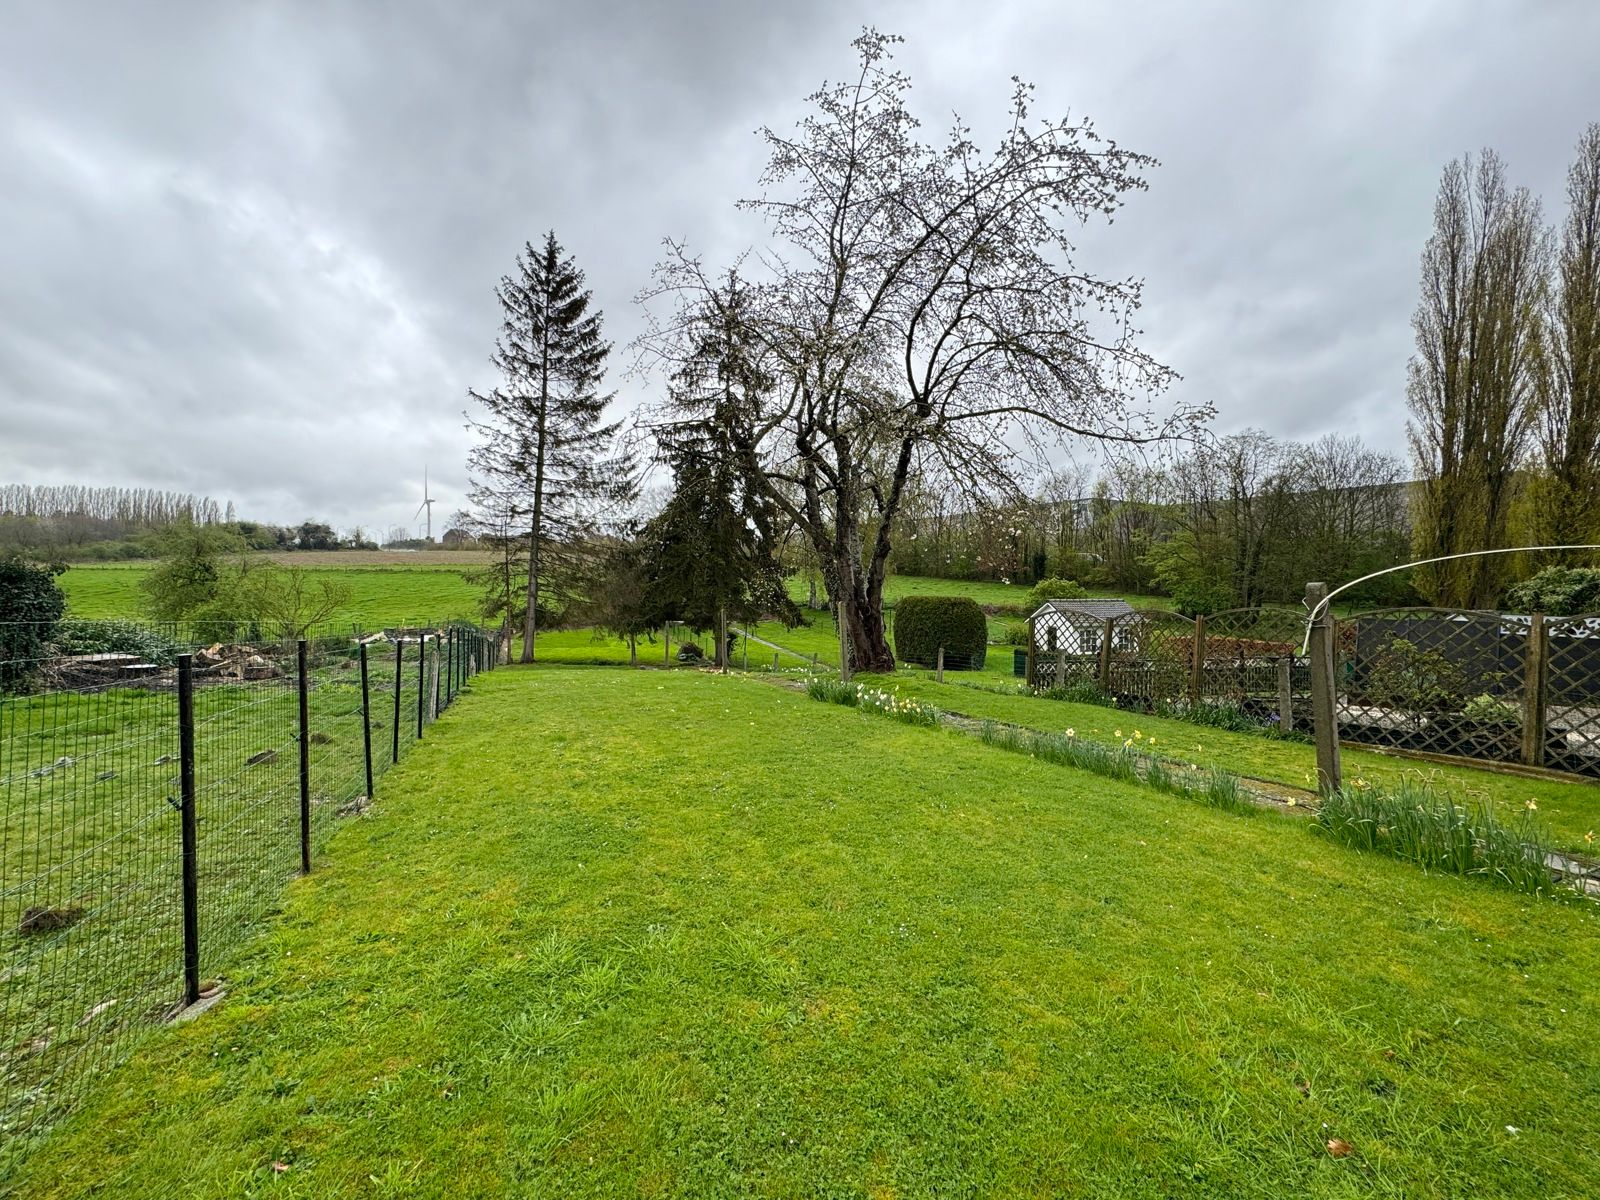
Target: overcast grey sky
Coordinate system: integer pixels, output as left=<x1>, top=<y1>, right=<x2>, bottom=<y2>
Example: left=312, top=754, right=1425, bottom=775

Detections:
left=2, top=1, right=1597, bottom=533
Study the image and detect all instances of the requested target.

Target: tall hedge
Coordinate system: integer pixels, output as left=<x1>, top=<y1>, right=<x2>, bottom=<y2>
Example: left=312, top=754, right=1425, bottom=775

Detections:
left=893, top=595, right=987, bottom=670
left=0, top=554, right=66, bottom=692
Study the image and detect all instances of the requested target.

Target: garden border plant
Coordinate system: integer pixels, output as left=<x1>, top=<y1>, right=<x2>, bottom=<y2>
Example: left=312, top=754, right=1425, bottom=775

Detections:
left=1315, top=777, right=1560, bottom=896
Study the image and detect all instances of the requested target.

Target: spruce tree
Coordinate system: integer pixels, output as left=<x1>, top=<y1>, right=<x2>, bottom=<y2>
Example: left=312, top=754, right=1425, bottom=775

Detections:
left=468, top=232, right=633, bottom=661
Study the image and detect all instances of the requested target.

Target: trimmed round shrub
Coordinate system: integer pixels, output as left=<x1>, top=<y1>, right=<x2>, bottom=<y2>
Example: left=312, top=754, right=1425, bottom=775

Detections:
left=894, top=595, right=987, bottom=670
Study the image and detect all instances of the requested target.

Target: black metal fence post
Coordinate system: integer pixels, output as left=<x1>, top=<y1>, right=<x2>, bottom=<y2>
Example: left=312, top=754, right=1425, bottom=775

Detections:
left=297, top=640, right=311, bottom=875
left=177, top=653, right=200, bottom=1007
left=391, top=637, right=403, bottom=764
left=359, top=641, right=374, bottom=799
left=416, top=633, right=426, bottom=740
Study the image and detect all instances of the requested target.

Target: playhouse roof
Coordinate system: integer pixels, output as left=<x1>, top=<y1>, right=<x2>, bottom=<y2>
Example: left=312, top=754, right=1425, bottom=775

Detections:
left=1030, top=598, right=1136, bottom=623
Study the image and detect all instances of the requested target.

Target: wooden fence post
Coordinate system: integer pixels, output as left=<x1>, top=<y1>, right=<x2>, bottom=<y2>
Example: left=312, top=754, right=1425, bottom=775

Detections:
left=717, top=608, right=729, bottom=673
left=837, top=602, right=852, bottom=682
left=664, top=623, right=671, bottom=666
left=1521, top=613, right=1548, bottom=767
left=1306, top=582, right=1341, bottom=794
left=1097, top=618, right=1114, bottom=693
left=1277, top=655, right=1293, bottom=733
left=936, top=645, right=945, bottom=683
left=1190, top=614, right=1206, bottom=706
left=1025, top=615, right=1037, bottom=689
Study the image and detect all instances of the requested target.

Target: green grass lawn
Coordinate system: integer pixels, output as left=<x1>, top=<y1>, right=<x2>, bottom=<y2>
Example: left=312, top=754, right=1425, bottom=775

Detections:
left=883, top=675, right=1600, bottom=855
left=12, top=666, right=1599, bottom=1198
left=58, top=565, right=484, bottom=627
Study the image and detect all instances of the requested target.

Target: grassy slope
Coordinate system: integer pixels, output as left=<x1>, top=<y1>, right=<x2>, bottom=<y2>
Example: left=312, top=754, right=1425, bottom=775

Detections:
left=14, top=668, right=1599, bottom=1199
left=887, top=675, right=1600, bottom=854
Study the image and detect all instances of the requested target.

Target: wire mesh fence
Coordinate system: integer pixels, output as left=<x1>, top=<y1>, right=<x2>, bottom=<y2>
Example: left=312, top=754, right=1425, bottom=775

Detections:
left=0, top=618, right=500, bottom=1159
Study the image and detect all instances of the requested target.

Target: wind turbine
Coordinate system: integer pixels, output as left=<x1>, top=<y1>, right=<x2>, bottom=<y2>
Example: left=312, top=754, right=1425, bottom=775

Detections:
left=415, top=467, right=436, bottom=541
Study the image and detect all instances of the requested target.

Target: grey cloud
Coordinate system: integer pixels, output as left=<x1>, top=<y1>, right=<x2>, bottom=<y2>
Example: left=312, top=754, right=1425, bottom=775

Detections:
left=2, top=1, right=1598, bottom=530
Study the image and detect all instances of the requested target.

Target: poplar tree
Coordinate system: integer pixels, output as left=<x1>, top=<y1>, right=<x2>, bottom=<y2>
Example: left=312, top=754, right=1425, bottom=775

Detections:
left=1406, top=151, right=1548, bottom=607
left=468, top=232, right=633, bottom=662
left=1534, top=123, right=1600, bottom=561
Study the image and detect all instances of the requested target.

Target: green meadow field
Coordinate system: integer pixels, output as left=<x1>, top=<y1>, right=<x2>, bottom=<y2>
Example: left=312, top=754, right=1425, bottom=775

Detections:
left=56, top=556, right=1161, bottom=654
left=58, top=563, right=484, bottom=627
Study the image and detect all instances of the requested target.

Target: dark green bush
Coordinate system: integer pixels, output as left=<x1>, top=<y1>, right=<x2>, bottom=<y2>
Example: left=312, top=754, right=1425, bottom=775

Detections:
left=894, top=595, right=987, bottom=670
left=1, top=554, right=66, bottom=691
left=52, top=618, right=183, bottom=666
left=1505, top=566, right=1600, bottom=616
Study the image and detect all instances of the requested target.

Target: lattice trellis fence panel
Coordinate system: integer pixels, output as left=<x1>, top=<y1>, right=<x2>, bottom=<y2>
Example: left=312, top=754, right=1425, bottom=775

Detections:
left=1543, top=613, right=1600, bottom=778
left=1105, top=611, right=1195, bottom=706
left=1028, top=609, right=1104, bottom=691
left=1334, top=608, right=1528, bottom=763
left=1201, top=607, right=1309, bottom=724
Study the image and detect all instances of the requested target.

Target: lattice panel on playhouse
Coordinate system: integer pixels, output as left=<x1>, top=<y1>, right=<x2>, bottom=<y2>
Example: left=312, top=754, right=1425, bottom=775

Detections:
left=1105, top=611, right=1195, bottom=704
left=1029, top=608, right=1107, bottom=691
left=1200, top=607, right=1309, bottom=723
left=1543, top=613, right=1600, bottom=778
left=1335, top=608, right=1528, bottom=763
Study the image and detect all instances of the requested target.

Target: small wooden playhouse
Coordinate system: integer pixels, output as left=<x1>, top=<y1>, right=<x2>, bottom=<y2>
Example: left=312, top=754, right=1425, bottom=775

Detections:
left=1026, top=598, right=1135, bottom=687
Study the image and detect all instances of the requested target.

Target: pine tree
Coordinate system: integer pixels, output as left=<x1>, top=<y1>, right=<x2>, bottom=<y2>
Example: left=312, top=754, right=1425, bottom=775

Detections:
left=639, top=284, right=799, bottom=660
left=468, top=232, right=634, bottom=662
left=637, top=447, right=797, bottom=662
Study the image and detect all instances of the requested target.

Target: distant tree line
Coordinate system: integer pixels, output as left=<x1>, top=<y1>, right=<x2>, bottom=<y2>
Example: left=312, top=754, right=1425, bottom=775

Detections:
left=0, top=484, right=225, bottom=560
left=0, top=482, right=384, bottom=561
left=885, top=431, right=1413, bottom=613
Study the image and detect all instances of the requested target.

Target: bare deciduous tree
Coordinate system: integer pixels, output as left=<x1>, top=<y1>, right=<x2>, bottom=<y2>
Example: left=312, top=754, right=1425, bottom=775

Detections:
left=639, top=31, right=1199, bottom=670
